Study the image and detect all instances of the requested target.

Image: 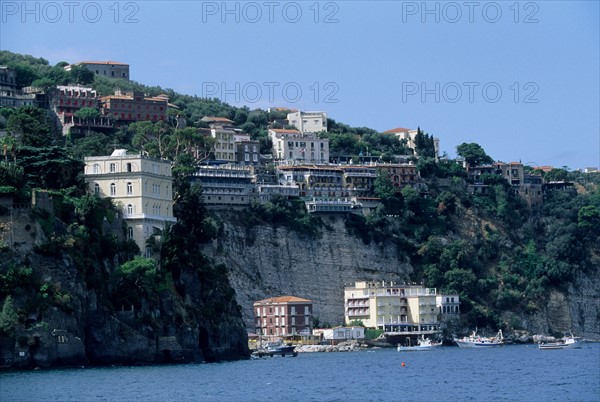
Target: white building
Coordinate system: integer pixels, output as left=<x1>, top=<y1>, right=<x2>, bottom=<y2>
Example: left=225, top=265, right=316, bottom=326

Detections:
left=287, top=111, right=327, bottom=133
left=384, top=127, right=440, bottom=159
left=201, top=117, right=241, bottom=163
left=344, top=281, right=458, bottom=334
left=313, top=326, right=365, bottom=344
left=269, top=129, right=329, bottom=163
left=83, top=149, right=176, bottom=256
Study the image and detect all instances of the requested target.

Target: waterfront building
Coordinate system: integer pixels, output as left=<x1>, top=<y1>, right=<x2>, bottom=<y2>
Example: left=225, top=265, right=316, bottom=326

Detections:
left=344, top=281, right=459, bottom=335
left=254, top=296, right=313, bottom=337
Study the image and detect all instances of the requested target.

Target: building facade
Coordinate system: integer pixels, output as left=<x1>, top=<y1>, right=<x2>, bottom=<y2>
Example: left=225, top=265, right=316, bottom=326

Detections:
left=83, top=149, right=176, bottom=256
left=191, top=165, right=257, bottom=206
left=344, top=281, right=459, bottom=335
left=50, top=85, right=112, bottom=135
left=66, top=61, right=130, bottom=80
left=269, top=129, right=329, bottom=163
left=100, top=90, right=167, bottom=123
left=0, top=66, right=36, bottom=107
left=254, top=296, right=313, bottom=337
left=287, top=111, right=328, bottom=133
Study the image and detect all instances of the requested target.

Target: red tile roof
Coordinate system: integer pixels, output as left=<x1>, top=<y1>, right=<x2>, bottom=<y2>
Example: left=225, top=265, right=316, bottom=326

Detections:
left=384, top=127, right=412, bottom=133
left=254, top=296, right=312, bottom=304
left=270, top=129, right=300, bottom=134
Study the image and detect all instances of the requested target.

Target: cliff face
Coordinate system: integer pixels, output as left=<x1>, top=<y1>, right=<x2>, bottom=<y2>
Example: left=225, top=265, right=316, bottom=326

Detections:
left=204, top=212, right=600, bottom=339
left=0, top=207, right=248, bottom=369
left=204, top=213, right=414, bottom=328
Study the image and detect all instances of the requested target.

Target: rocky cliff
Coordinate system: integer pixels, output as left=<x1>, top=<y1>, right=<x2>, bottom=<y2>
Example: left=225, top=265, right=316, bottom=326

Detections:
left=204, top=211, right=600, bottom=340
left=0, top=203, right=249, bottom=369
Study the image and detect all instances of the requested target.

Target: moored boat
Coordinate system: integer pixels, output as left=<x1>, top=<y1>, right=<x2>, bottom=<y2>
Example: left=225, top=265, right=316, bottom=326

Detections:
left=454, top=329, right=504, bottom=348
left=252, top=341, right=298, bottom=358
left=397, top=336, right=442, bottom=351
left=538, top=335, right=582, bottom=350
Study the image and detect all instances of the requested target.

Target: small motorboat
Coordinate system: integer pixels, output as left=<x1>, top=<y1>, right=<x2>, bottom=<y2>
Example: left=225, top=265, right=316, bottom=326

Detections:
left=538, top=335, right=582, bottom=350
left=397, top=336, right=442, bottom=351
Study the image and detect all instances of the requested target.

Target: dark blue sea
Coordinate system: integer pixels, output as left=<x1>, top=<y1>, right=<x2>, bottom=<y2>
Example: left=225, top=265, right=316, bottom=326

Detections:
left=1, top=344, right=599, bottom=401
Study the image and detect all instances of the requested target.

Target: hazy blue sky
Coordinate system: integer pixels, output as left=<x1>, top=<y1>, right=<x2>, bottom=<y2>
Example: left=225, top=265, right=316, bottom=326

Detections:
left=2, top=1, right=599, bottom=169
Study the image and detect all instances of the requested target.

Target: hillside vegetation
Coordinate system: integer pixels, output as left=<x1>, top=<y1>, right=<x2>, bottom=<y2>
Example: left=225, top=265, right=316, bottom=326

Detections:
left=0, top=51, right=599, bottom=362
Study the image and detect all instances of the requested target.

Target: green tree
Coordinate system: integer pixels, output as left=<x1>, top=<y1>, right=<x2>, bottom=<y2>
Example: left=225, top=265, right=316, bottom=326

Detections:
left=0, top=296, right=19, bottom=336
left=577, top=205, right=600, bottom=236
left=68, top=65, right=95, bottom=85
left=456, top=142, right=494, bottom=167
left=74, top=107, right=101, bottom=135
left=6, top=106, right=53, bottom=147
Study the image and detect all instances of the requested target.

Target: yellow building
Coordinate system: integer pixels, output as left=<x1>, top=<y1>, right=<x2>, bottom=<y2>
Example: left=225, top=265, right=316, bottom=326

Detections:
left=84, top=150, right=176, bottom=256
left=344, top=281, right=454, bottom=335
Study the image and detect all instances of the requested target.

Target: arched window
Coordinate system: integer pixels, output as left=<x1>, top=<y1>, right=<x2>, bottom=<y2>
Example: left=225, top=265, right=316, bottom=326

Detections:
left=127, top=182, right=133, bottom=195
left=127, top=204, right=133, bottom=215
left=127, top=227, right=133, bottom=240
left=110, top=183, right=116, bottom=196
left=94, top=183, right=100, bottom=195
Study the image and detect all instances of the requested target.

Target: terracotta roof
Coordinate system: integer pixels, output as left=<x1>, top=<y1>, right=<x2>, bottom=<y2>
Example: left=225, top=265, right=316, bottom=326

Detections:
left=254, top=296, right=312, bottom=304
left=384, top=127, right=412, bottom=133
left=78, top=61, right=128, bottom=66
left=270, top=129, right=300, bottom=134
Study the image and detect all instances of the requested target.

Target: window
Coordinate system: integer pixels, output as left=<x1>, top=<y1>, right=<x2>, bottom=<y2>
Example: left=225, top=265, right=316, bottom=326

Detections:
left=110, top=163, right=116, bottom=173
left=94, top=184, right=100, bottom=195
left=127, top=182, right=133, bottom=195
left=93, top=164, right=100, bottom=174
left=110, top=183, right=116, bottom=196
left=127, top=163, right=132, bottom=172
left=127, top=204, right=133, bottom=214
left=127, top=227, right=133, bottom=239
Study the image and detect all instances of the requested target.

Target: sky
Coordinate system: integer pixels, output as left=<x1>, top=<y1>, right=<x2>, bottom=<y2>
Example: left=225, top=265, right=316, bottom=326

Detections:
left=1, top=0, right=599, bottom=169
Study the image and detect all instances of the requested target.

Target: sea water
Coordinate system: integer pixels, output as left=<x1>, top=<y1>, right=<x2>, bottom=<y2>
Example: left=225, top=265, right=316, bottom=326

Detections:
left=1, top=344, right=599, bottom=401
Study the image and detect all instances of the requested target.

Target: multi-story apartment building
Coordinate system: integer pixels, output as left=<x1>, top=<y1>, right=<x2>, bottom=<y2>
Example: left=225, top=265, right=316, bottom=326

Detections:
left=344, top=281, right=459, bottom=335
left=100, top=90, right=167, bottom=123
left=65, top=61, right=130, bottom=80
left=0, top=66, right=36, bottom=107
left=286, top=111, right=328, bottom=133
left=341, top=165, right=378, bottom=194
left=254, top=296, right=313, bottom=337
left=201, top=117, right=240, bottom=163
left=83, top=149, right=176, bottom=256
left=269, top=129, right=329, bottom=163
left=51, top=85, right=112, bottom=135
left=468, top=161, right=544, bottom=208
left=375, top=163, right=419, bottom=188
left=232, top=132, right=260, bottom=165
left=190, top=165, right=257, bottom=206
left=277, top=165, right=344, bottom=197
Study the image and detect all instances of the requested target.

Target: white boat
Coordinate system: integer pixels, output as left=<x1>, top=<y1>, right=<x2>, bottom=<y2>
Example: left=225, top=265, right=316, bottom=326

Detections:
left=397, top=336, right=442, bottom=351
left=454, top=329, right=504, bottom=348
left=538, top=335, right=582, bottom=350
